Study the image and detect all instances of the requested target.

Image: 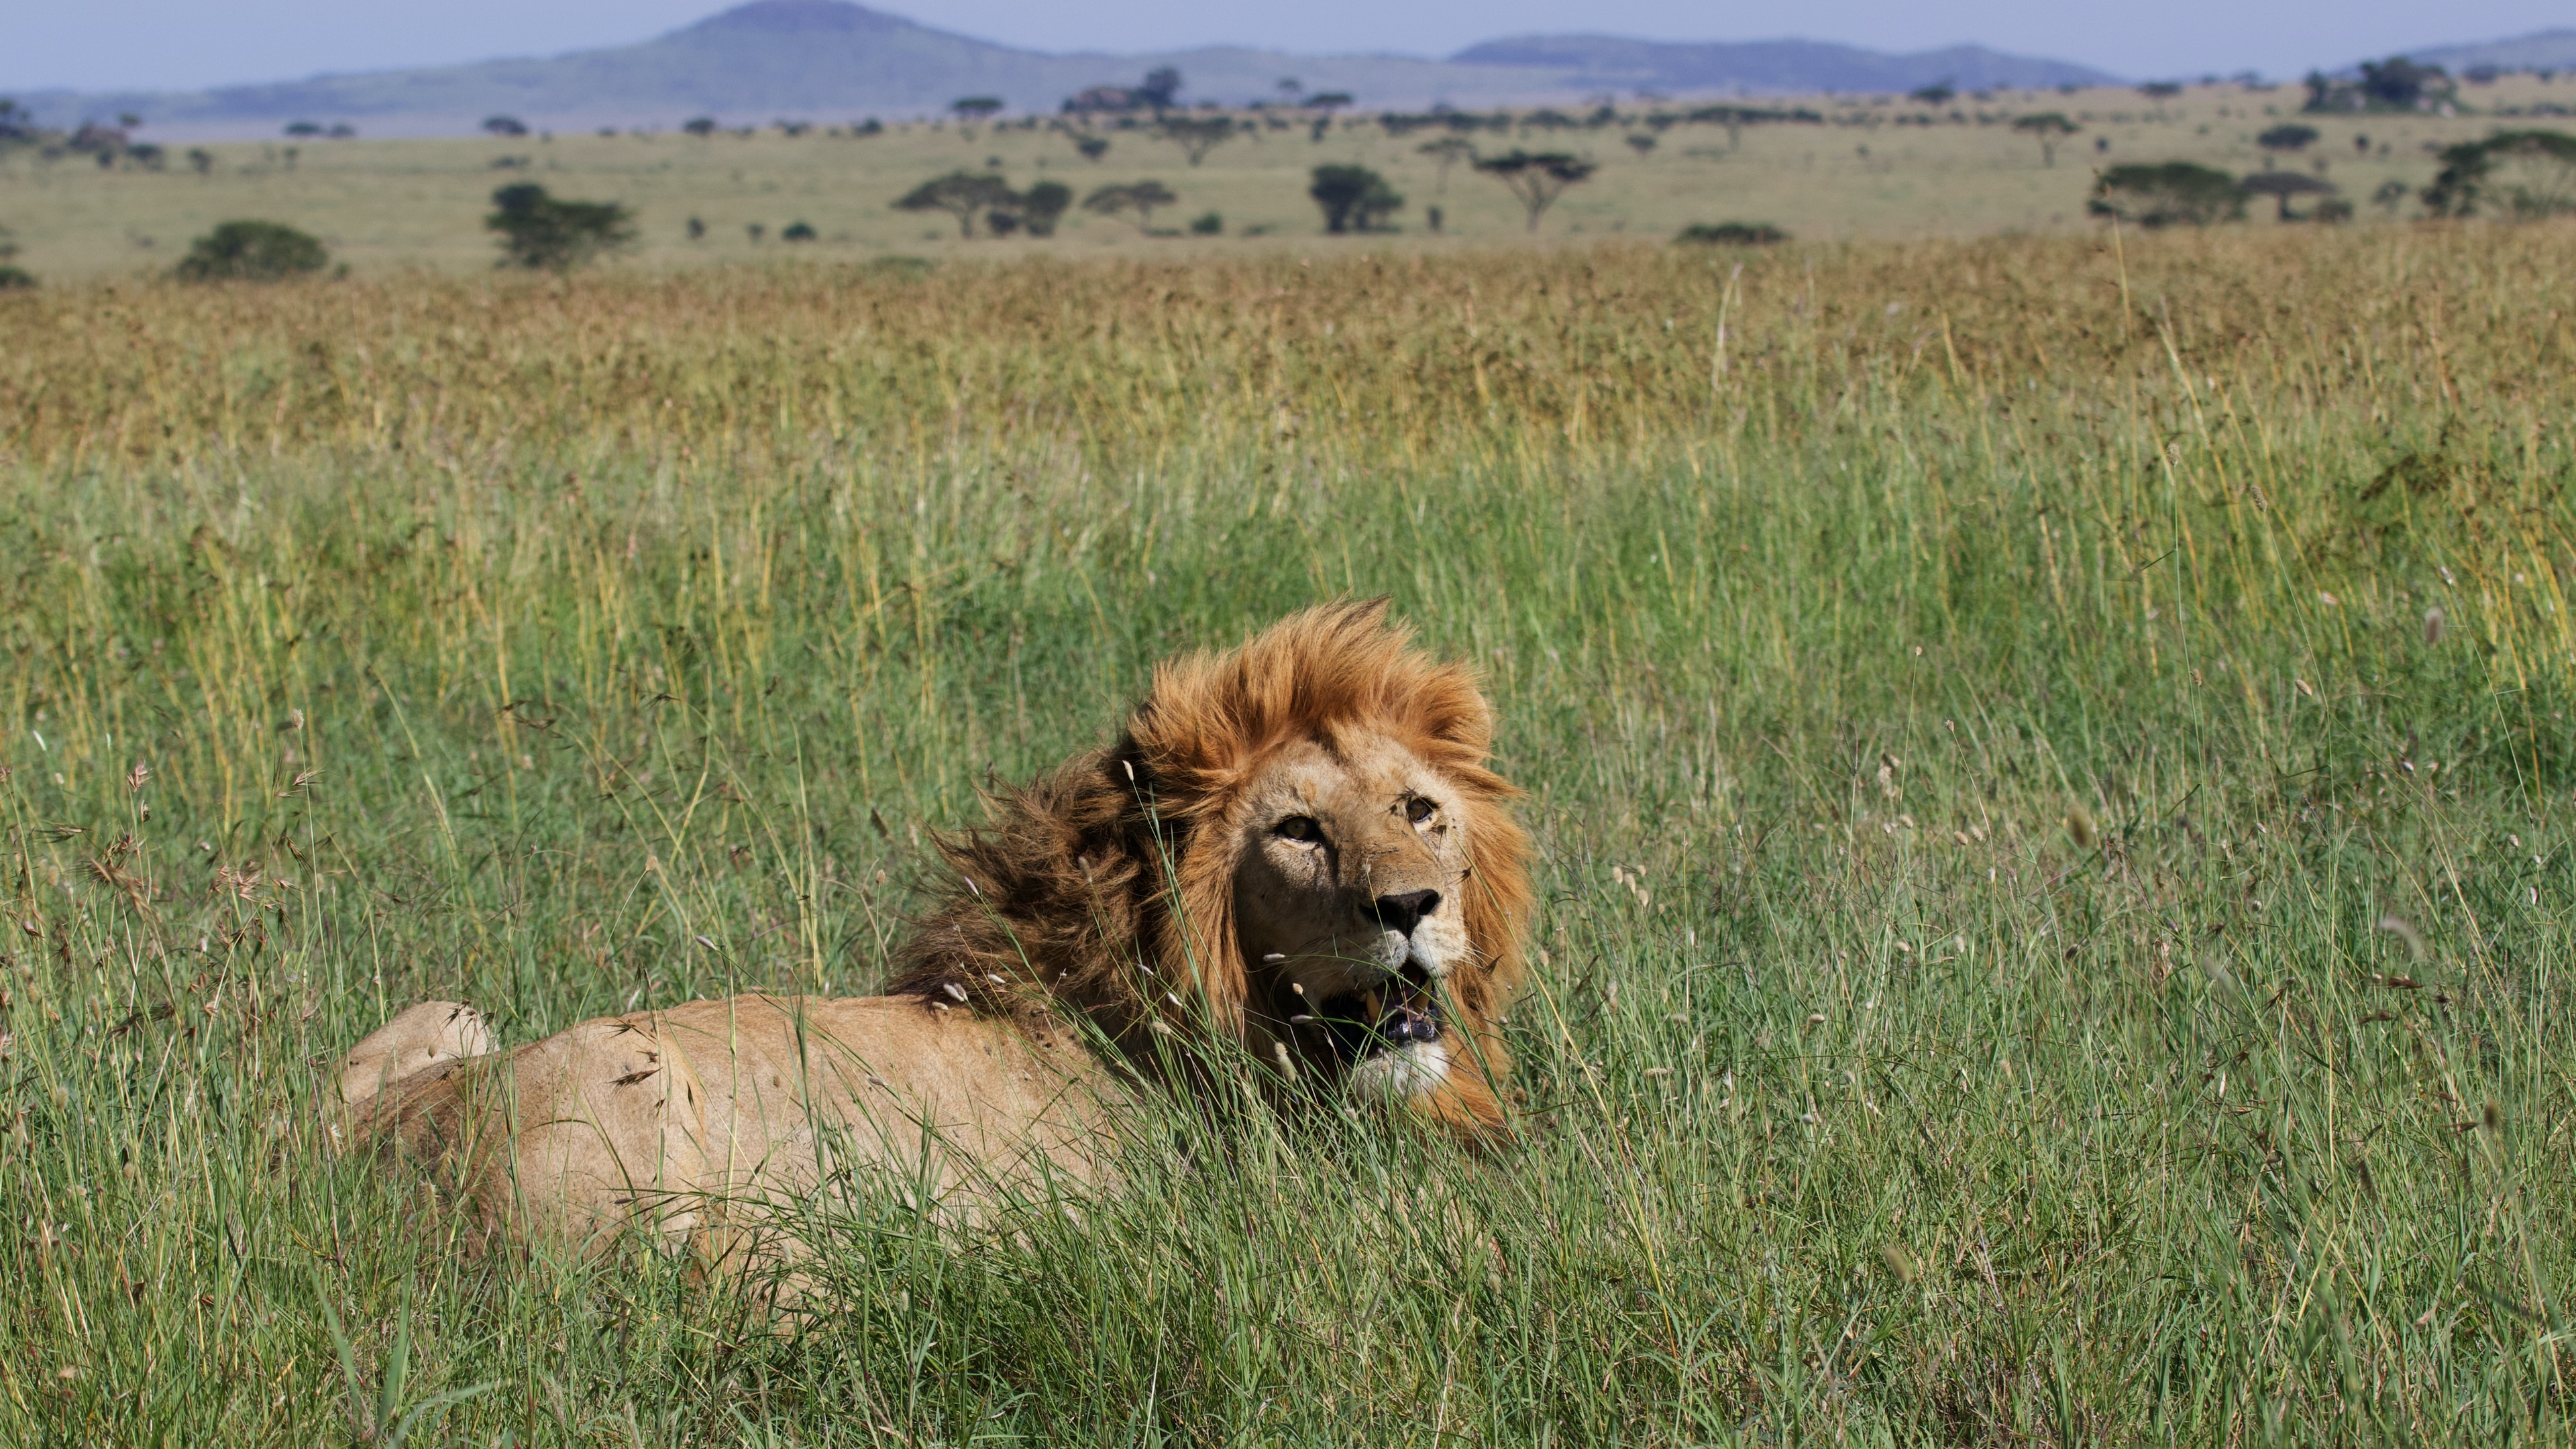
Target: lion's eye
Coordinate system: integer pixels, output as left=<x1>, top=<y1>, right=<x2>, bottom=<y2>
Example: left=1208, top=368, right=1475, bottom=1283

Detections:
left=1275, top=816, right=1321, bottom=843
left=1405, top=797, right=1436, bottom=825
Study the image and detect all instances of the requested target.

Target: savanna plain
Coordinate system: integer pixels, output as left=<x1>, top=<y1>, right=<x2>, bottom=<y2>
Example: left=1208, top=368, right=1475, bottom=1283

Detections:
left=2, top=219, right=2575, bottom=1446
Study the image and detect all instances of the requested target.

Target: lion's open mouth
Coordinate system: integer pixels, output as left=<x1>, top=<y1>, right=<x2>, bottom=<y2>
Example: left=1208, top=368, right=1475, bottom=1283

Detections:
left=1305, top=963, right=1442, bottom=1063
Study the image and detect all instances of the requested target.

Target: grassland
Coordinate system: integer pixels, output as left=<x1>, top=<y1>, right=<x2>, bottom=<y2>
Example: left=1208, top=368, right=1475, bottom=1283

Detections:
left=3, top=220, right=2576, bottom=1444
left=5, top=75, right=2572, bottom=278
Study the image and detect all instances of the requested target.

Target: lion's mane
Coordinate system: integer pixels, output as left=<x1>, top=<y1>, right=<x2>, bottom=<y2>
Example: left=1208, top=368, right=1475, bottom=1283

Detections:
left=887, top=600, right=1534, bottom=1132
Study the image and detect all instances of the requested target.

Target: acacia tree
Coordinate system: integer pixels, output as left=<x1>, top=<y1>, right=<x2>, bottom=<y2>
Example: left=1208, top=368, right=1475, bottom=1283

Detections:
left=1473, top=150, right=1596, bottom=232
left=2241, top=170, right=2337, bottom=221
left=1308, top=164, right=1403, bottom=233
left=1081, top=180, right=1179, bottom=232
left=2011, top=112, right=2078, bottom=166
left=486, top=184, right=635, bottom=268
left=1155, top=114, right=1236, bottom=166
left=1010, top=180, right=1073, bottom=235
left=2086, top=162, right=2243, bottom=227
left=2422, top=129, right=2576, bottom=217
left=896, top=171, right=1016, bottom=237
left=2256, top=123, right=2320, bottom=159
left=1417, top=136, right=1474, bottom=191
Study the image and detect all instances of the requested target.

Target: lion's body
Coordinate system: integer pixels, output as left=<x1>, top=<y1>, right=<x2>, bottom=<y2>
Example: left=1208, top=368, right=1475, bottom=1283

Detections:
left=341, top=994, right=1124, bottom=1260
left=334, top=602, right=1533, bottom=1260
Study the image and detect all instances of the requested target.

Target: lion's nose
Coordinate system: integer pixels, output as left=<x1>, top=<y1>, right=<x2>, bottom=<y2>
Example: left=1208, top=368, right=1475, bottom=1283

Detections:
left=1371, top=890, right=1440, bottom=937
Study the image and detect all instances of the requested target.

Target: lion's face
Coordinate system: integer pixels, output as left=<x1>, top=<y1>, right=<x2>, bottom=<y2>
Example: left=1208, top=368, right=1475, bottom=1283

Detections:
left=1229, top=729, right=1481, bottom=1099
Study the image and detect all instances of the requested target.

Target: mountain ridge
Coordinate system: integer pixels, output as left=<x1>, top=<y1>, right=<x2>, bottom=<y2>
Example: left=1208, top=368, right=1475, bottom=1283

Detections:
left=17, top=0, right=2118, bottom=137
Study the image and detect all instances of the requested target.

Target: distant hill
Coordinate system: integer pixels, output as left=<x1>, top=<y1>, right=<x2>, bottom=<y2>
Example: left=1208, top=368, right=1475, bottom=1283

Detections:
left=15, top=0, right=2118, bottom=138
left=1448, top=35, right=2116, bottom=94
left=2387, top=30, right=2576, bottom=74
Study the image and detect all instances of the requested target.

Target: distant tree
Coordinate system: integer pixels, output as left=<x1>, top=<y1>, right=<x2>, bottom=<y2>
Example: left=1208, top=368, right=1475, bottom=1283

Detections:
left=1306, top=91, right=1354, bottom=113
left=2011, top=112, right=2078, bottom=166
left=2371, top=178, right=2411, bottom=215
left=2421, top=129, right=2576, bottom=217
left=682, top=116, right=720, bottom=137
left=186, top=147, right=214, bottom=176
left=174, top=219, right=329, bottom=281
left=116, top=111, right=142, bottom=128
left=482, top=115, right=529, bottom=138
left=853, top=117, right=885, bottom=136
left=0, top=223, right=17, bottom=261
left=1277, top=77, right=1303, bottom=100
left=779, top=220, right=816, bottom=241
left=1072, top=133, right=1110, bottom=162
left=1624, top=133, right=1657, bottom=156
left=1014, top=179, right=1073, bottom=235
left=485, top=184, right=635, bottom=269
left=1155, top=114, right=1236, bottom=166
left=0, top=266, right=31, bottom=290
left=1081, top=180, right=1179, bottom=232
left=896, top=171, right=1016, bottom=237
left=327, top=123, right=356, bottom=139
left=746, top=222, right=765, bottom=242
left=2257, top=123, right=2320, bottom=157
left=2241, top=170, right=2338, bottom=221
left=1137, top=67, right=1184, bottom=112
left=1676, top=221, right=1788, bottom=245
left=1063, top=85, right=1140, bottom=115
left=1307, top=164, right=1403, bottom=233
left=2087, top=162, right=2243, bottom=227
left=0, top=99, right=44, bottom=152
left=951, top=97, right=1004, bottom=122
left=1908, top=81, right=1956, bottom=107
left=1418, top=136, right=1475, bottom=191
left=1472, top=149, right=1596, bottom=232
left=125, top=143, right=166, bottom=171
left=2306, top=58, right=2455, bottom=113
left=686, top=215, right=706, bottom=241
left=1189, top=210, right=1224, bottom=234
left=283, top=120, right=323, bottom=138
left=2137, top=81, right=2184, bottom=99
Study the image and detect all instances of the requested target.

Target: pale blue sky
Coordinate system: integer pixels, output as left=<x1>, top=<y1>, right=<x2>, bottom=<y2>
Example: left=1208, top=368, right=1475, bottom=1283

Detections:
left=11, top=0, right=2563, bottom=94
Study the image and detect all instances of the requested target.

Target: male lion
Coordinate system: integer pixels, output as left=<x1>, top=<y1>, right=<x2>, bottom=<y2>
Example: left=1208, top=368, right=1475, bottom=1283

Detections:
left=334, top=601, right=1534, bottom=1260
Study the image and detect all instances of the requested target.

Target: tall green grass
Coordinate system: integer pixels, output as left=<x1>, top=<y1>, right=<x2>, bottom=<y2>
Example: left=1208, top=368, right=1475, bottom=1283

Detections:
left=1, top=227, right=2572, bottom=1443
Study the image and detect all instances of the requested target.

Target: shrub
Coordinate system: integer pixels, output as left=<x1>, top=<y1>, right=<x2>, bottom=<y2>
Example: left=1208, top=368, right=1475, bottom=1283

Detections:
left=2422, top=129, right=2576, bottom=217
left=486, top=184, right=636, bottom=270
left=0, top=265, right=34, bottom=290
left=174, top=220, right=329, bottom=281
left=1309, top=164, right=1403, bottom=233
left=1676, top=221, right=1788, bottom=246
left=781, top=220, right=818, bottom=241
left=1189, top=211, right=1224, bottom=235
left=2086, top=162, right=2244, bottom=227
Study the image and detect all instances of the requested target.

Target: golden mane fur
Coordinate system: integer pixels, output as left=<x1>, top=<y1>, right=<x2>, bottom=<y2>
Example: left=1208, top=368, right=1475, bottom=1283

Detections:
left=889, top=598, right=1534, bottom=1132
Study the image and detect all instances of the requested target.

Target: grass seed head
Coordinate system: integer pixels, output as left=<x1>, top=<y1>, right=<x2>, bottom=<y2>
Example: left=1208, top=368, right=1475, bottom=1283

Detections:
left=2065, top=807, right=2097, bottom=851
left=2424, top=606, right=2445, bottom=644
left=2376, top=913, right=2427, bottom=962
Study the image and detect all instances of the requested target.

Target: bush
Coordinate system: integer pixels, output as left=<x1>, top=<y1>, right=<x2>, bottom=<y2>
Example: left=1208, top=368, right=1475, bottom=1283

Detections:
left=1189, top=211, right=1224, bottom=235
left=0, top=265, right=34, bottom=290
left=1676, top=222, right=1788, bottom=246
left=486, top=184, right=636, bottom=270
left=1309, top=165, right=1403, bottom=233
left=2086, top=162, right=2244, bottom=227
left=781, top=220, right=818, bottom=242
left=174, top=220, right=329, bottom=281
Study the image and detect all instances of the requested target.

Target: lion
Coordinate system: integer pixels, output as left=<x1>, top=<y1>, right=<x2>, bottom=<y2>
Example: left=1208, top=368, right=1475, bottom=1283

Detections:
left=332, top=600, right=1534, bottom=1263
